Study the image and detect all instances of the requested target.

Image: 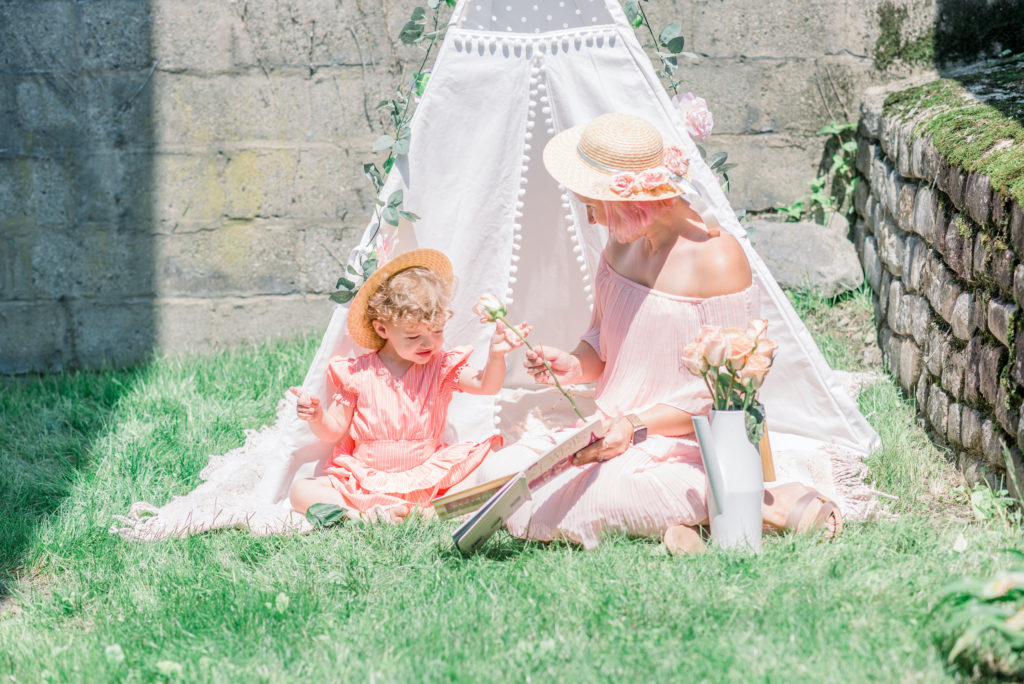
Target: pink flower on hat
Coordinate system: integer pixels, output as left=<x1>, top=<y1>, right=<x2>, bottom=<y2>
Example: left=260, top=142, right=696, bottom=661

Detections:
left=663, top=146, right=690, bottom=178
left=609, top=172, right=637, bottom=196
left=672, top=92, right=714, bottom=143
left=636, top=167, right=671, bottom=191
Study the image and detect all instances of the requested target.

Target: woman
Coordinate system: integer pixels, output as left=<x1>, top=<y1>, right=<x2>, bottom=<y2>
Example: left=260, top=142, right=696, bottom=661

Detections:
left=473, top=112, right=840, bottom=552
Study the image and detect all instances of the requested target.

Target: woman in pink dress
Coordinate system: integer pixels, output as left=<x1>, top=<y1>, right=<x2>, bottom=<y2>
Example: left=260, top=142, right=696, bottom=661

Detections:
left=288, top=249, right=530, bottom=522
left=474, top=113, right=840, bottom=551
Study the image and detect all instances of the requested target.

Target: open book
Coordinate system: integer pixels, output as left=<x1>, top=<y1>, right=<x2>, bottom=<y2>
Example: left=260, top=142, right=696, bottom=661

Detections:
left=432, top=420, right=605, bottom=555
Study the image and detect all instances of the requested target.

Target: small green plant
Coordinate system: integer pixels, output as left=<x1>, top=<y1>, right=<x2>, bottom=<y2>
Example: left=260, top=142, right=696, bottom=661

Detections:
left=935, top=551, right=1024, bottom=678
left=776, top=121, right=858, bottom=223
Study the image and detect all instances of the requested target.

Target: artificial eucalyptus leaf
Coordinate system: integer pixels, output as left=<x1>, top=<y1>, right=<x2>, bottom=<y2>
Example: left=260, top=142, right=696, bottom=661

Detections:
left=306, top=503, right=349, bottom=529
left=398, top=210, right=420, bottom=222
left=347, top=264, right=359, bottom=275
left=410, top=6, right=426, bottom=21
left=330, top=290, right=355, bottom=304
left=382, top=206, right=400, bottom=226
left=399, top=21, right=424, bottom=44
left=362, top=257, right=378, bottom=274
left=363, top=163, right=384, bottom=191
left=624, top=0, right=642, bottom=27
left=375, top=99, right=391, bottom=110
left=383, top=157, right=395, bottom=173
left=427, top=0, right=440, bottom=8
left=709, top=151, right=728, bottom=167
left=336, top=276, right=356, bottom=289
left=658, top=22, right=682, bottom=46
left=387, top=189, right=404, bottom=207
left=665, top=36, right=686, bottom=54
left=393, top=137, right=410, bottom=156
left=372, top=135, right=395, bottom=151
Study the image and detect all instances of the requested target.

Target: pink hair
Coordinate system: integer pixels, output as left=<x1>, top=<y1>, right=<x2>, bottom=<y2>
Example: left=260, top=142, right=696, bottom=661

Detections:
left=597, top=198, right=677, bottom=241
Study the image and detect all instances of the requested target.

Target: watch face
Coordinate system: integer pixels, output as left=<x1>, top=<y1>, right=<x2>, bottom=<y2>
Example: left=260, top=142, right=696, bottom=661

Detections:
left=632, top=426, right=648, bottom=445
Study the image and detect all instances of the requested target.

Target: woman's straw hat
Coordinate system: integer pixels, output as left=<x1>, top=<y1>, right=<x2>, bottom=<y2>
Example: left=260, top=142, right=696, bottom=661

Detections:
left=347, top=248, right=453, bottom=350
left=542, top=112, right=693, bottom=202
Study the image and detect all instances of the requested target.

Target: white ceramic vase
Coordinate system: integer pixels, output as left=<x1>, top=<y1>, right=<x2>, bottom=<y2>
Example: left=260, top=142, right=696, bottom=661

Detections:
left=692, top=409, right=765, bottom=553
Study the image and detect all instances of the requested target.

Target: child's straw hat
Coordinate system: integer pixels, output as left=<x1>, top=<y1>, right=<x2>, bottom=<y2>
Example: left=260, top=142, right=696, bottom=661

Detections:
left=542, top=112, right=696, bottom=202
left=347, top=248, right=453, bottom=350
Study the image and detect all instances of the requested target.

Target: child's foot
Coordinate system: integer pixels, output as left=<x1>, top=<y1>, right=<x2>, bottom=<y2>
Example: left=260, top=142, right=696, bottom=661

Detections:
left=664, top=524, right=707, bottom=554
left=763, top=482, right=843, bottom=539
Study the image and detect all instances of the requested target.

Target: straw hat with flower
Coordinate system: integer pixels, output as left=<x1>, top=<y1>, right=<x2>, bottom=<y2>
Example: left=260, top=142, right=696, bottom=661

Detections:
left=542, top=112, right=703, bottom=203
left=346, top=248, right=453, bottom=350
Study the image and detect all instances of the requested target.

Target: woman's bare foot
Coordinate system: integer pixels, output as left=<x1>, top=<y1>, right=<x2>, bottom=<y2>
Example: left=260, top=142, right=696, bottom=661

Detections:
left=664, top=524, right=707, bottom=554
left=762, top=482, right=842, bottom=539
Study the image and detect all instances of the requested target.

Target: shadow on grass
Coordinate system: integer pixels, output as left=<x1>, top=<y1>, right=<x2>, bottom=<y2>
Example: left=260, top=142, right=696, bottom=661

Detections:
left=0, top=367, right=140, bottom=600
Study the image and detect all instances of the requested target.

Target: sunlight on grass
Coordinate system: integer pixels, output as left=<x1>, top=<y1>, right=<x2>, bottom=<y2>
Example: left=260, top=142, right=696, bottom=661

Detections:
left=1, top=299, right=1021, bottom=680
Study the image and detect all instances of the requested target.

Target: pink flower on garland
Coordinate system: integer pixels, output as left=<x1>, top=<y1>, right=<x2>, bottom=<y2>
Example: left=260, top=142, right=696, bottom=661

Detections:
left=663, top=146, right=690, bottom=178
left=672, top=92, right=714, bottom=143
left=609, top=172, right=637, bottom=196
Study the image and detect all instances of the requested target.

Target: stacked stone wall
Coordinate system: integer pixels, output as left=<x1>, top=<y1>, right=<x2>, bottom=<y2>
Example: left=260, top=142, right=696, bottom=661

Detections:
left=854, top=95, right=1024, bottom=492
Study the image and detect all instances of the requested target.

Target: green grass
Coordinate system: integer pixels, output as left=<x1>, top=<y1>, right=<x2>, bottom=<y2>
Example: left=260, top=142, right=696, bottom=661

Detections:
left=2, top=297, right=1022, bottom=681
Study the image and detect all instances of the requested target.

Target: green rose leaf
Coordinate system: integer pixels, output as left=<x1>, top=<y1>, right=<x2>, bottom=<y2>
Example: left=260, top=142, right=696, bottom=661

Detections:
left=362, top=257, right=378, bottom=275
left=413, top=71, right=431, bottom=96
left=306, top=503, right=349, bottom=529
left=382, top=206, right=400, bottom=226
left=363, top=163, right=384, bottom=191
left=330, top=290, right=355, bottom=304
left=383, top=157, right=395, bottom=173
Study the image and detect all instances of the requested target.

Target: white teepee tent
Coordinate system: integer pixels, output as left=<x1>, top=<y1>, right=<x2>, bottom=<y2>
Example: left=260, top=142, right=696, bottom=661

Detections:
left=113, top=0, right=882, bottom=540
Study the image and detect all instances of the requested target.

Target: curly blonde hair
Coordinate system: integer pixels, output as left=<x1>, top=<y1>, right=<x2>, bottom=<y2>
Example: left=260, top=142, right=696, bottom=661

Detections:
left=366, top=266, right=453, bottom=330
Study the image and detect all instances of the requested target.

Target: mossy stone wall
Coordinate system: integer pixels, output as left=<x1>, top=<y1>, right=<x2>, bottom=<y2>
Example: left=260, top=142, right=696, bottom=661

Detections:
left=853, top=57, right=1024, bottom=495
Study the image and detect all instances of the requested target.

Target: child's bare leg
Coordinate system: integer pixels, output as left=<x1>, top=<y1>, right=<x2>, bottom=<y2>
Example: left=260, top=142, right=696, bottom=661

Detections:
left=290, top=476, right=346, bottom=515
left=664, top=524, right=707, bottom=554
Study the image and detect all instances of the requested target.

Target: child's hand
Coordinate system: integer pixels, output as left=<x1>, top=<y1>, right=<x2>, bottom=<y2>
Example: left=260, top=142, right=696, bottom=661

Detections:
left=289, top=387, right=323, bottom=424
left=489, top=320, right=531, bottom=356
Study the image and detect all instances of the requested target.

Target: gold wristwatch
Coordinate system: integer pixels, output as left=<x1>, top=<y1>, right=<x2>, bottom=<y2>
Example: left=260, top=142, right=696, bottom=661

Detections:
left=624, top=413, right=647, bottom=445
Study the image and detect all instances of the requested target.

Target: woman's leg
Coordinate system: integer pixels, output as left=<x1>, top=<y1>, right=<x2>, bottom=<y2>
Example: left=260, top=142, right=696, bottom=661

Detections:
left=289, top=476, right=346, bottom=515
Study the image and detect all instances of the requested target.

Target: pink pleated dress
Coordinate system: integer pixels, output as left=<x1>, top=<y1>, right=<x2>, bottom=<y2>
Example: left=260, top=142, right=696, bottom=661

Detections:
left=481, top=257, right=759, bottom=549
left=323, top=347, right=499, bottom=521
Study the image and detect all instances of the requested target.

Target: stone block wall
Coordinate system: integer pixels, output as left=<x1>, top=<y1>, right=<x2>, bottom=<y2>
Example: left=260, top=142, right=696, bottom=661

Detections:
left=853, top=83, right=1024, bottom=493
left=0, top=0, right=1001, bottom=371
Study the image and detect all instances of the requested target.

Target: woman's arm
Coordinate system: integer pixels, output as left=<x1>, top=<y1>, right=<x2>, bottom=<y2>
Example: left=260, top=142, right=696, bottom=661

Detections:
left=572, top=403, right=696, bottom=465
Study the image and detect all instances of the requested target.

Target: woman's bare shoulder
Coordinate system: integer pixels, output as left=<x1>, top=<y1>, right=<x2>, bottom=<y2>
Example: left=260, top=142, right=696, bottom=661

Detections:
left=689, top=232, right=753, bottom=297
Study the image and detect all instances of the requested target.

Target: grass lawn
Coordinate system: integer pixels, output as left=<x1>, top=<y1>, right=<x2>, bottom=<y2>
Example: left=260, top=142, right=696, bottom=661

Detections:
left=2, top=287, right=1021, bottom=682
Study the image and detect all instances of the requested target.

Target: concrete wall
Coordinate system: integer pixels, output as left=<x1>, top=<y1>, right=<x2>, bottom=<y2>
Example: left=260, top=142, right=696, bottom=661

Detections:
left=0, top=0, right=986, bottom=371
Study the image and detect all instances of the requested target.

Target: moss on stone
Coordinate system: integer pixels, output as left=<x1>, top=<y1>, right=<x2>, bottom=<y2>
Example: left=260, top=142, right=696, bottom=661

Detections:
left=874, top=1, right=935, bottom=70
left=883, top=56, right=1024, bottom=206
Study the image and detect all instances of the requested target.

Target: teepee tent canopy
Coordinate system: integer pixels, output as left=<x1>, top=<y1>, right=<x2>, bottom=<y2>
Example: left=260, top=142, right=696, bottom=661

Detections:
left=113, top=0, right=882, bottom=540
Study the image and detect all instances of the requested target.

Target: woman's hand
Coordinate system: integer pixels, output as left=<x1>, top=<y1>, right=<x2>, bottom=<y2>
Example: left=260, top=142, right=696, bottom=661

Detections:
left=571, top=416, right=634, bottom=465
left=524, top=345, right=583, bottom=385
left=290, top=387, right=323, bottom=424
left=489, top=320, right=532, bottom=356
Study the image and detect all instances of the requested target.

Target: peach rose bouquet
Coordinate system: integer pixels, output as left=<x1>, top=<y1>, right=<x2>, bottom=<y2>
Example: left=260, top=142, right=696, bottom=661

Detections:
left=681, top=319, right=778, bottom=444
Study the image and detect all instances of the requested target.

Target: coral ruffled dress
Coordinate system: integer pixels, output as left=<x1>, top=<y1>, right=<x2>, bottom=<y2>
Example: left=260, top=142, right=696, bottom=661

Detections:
left=477, top=257, right=758, bottom=548
left=323, top=347, right=498, bottom=521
